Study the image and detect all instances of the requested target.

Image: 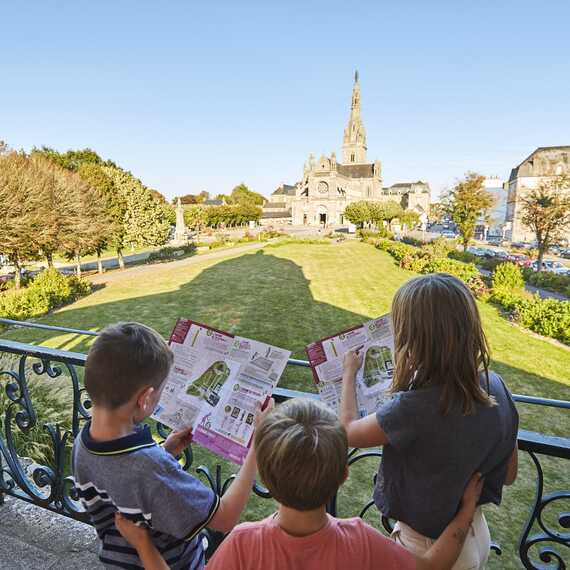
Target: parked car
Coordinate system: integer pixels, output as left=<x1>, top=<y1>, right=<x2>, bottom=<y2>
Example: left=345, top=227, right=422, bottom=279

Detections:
left=531, top=260, right=570, bottom=275
left=466, top=246, right=487, bottom=257
left=560, top=249, right=570, bottom=260
left=441, top=230, right=458, bottom=239
left=507, top=254, right=532, bottom=267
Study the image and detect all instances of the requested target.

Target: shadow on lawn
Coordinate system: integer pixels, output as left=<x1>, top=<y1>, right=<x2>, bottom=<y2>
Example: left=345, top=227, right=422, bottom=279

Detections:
left=7, top=249, right=570, bottom=406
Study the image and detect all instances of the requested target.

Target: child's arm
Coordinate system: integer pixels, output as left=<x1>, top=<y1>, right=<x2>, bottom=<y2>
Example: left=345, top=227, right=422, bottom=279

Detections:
left=208, top=399, right=275, bottom=534
left=505, top=447, right=518, bottom=485
left=115, top=513, right=169, bottom=570
left=414, top=473, right=484, bottom=570
left=340, top=350, right=389, bottom=448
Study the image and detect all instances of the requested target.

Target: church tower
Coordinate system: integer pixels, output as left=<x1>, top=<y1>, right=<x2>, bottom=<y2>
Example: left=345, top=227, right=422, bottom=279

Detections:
left=342, top=70, right=368, bottom=164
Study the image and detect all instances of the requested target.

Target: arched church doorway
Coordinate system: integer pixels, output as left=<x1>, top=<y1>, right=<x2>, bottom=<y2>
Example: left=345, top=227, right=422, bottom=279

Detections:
left=317, top=205, right=328, bottom=227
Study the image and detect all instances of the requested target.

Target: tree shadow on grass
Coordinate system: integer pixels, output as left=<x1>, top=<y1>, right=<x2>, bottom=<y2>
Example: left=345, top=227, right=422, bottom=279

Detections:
left=1, top=249, right=568, bottom=569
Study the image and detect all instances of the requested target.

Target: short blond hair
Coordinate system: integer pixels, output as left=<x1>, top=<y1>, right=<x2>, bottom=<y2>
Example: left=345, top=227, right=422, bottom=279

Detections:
left=254, top=398, right=348, bottom=511
left=85, top=322, right=173, bottom=409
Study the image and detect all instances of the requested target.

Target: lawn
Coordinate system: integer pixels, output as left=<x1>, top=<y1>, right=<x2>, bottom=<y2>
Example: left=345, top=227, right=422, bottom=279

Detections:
left=1, top=240, right=569, bottom=568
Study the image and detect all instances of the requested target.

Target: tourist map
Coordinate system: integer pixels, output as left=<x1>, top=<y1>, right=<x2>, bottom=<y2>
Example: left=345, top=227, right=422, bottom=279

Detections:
left=152, top=319, right=291, bottom=464
left=306, top=314, right=395, bottom=417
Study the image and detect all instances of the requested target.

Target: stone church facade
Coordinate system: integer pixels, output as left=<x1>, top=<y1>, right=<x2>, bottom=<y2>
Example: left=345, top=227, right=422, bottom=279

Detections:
left=262, top=72, right=430, bottom=226
left=504, top=146, right=570, bottom=243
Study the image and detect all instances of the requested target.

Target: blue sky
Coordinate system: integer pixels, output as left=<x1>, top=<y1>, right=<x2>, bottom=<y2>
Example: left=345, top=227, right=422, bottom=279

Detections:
left=2, top=1, right=569, bottom=200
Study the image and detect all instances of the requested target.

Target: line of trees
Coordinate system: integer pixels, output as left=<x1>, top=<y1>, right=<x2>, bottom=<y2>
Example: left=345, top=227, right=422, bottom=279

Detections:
left=0, top=143, right=173, bottom=286
left=442, top=172, right=570, bottom=268
left=343, top=200, right=420, bottom=231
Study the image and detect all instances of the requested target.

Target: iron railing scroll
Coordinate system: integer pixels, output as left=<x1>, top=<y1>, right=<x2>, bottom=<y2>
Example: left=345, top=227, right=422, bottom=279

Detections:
left=0, top=319, right=568, bottom=568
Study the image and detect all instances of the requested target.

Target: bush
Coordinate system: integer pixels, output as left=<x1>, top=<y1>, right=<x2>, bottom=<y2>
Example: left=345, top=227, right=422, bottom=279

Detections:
left=492, top=263, right=525, bottom=294
left=264, top=238, right=331, bottom=249
left=146, top=244, right=197, bottom=263
left=449, top=250, right=479, bottom=264
left=357, top=228, right=394, bottom=240
left=0, top=269, right=91, bottom=321
left=493, top=290, right=570, bottom=345
left=423, top=237, right=459, bottom=259
left=422, top=257, right=480, bottom=284
left=522, top=268, right=570, bottom=298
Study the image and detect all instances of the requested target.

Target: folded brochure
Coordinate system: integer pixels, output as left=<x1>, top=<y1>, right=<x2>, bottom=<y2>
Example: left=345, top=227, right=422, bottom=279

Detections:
left=152, top=319, right=291, bottom=465
left=306, top=314, right=395, bottom=417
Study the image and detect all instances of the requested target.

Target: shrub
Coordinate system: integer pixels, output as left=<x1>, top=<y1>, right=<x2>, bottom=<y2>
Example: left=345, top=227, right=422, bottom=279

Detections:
left=522, top=268, right=570, bottom=298
left=423, top=237, right=459, bottom=259
left=494, top=292, right=570, bottom=345
left=422, top=257, right=480, bottom=283
left=357, top=228, right=394, bottom=240
left=449, top=250, right=479, bottom=264
left=0, top=269, right=91, bottom=321
left=492, top=263, right=525, bottom=294
left=146, top=244, right=197, bottom=263
left=264, top=238, right=331, bottom=249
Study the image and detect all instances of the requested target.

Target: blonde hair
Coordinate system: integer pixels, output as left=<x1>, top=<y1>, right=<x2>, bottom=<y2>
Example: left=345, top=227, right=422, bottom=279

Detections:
left=390, top=273, right=494, bottom=415
left=254, top=398, right=347, bottom=511
left=85, top=322, right=173, bottom=409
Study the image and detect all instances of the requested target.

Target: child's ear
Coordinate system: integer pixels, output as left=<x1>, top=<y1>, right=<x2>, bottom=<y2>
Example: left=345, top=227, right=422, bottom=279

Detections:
left=137, top=386, right=156, bottom=415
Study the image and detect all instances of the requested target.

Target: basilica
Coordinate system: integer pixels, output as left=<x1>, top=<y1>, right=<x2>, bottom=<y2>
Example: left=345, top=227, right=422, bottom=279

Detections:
left=262, top=72, right=431, bottom=227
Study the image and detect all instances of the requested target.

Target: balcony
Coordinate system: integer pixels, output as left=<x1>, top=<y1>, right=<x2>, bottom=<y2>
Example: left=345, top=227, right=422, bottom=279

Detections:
left=0, top=319, right=568, bottom=569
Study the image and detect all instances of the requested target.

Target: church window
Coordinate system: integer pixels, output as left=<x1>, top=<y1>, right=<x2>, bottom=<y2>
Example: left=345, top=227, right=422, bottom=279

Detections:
left=351, top=153, right=355, bottom=162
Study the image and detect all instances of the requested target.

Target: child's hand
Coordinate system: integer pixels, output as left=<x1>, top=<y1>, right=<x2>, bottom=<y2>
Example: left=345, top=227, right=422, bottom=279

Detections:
left=343, top=348, right=364, bottom=378
left=460, top=472, right=484, bottom=515
left=163, top=426, right=193, bottom=457
left=255, top=397, right=275, bottom=428
left=115, top=512, right=152, bottom=550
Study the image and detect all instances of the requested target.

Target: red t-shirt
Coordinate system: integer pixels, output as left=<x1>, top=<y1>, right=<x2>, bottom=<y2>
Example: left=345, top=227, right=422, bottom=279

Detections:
left=207, top=514, right=416, bottom=570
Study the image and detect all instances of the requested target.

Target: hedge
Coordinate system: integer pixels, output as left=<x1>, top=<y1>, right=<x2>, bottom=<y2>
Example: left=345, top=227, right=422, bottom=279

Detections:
left=0, top=268, right=91, bottom=322
left=522, top=267, right=570, bottom=298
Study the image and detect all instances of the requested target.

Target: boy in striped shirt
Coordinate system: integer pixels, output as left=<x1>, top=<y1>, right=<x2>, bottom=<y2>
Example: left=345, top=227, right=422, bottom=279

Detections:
left=72, top=322, right=262, bottom=570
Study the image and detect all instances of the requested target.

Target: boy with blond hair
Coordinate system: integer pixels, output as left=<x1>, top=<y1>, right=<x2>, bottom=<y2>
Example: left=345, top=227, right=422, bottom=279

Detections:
left=115, top=397, right=483, bottom=570
left=72, top=322, right=266, bottom=570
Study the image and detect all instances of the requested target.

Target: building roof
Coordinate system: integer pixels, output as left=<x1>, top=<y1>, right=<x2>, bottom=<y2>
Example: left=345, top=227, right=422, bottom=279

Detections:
left=272, top=184, right=297, bottom=196
left=264, top=202, right=288, bottom=209
left=337, top=163, right=375, bottom=178
left=261, top=210, right=292, bottom=219
left=203, top=199, right=223, bottom=206
left=509, top=146, right=570, bottom=182
left=384, top=181, right=430, bottom=193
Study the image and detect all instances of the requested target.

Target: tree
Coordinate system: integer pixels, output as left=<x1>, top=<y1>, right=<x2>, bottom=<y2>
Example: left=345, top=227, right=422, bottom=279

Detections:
left=429, top=202, right=445, bottom=224
left=399, top=210, right=421, bottom=230
left=183, top=206, right=207, bottom=231
left=520, top=175, right=570, bottom=270
left=378, top=201, right=404, bottom=230
left=444, top=173, right=495, bottom=251
left=31, top=146, right=114, bottom=171
left=178, top=191, right=210, bottom=205
left=78, top=163, right=126, bottom=273
left=226, top=183, right=266, bottom=206
left=0, top=152, right=49, bottom=287
left=343, top=201, right=371, bottom=228
left=102, top=166, right=171, bottom=249
left=60, top=172, right=109, bottom=277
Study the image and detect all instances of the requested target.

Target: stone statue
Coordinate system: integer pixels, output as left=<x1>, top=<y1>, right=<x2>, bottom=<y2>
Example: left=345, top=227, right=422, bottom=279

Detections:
left=174, top=197, right=187, bottom=243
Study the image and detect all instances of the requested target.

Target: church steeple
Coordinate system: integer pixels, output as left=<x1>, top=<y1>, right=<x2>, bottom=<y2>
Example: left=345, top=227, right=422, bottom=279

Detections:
left=342, top=70, right=367, bottom=164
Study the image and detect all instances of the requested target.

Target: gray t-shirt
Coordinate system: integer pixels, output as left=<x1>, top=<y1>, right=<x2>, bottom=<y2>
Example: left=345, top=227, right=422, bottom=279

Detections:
left=374, top=372, right=518, bottom=538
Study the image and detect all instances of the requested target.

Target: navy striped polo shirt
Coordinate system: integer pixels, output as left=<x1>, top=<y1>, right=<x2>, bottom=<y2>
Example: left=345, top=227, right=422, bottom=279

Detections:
left=72, top=423, right=219, bottom=569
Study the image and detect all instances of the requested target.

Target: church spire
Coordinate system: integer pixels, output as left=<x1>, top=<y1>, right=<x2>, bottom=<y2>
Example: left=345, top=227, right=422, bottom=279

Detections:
left=342, top=71, right=367, bottom=164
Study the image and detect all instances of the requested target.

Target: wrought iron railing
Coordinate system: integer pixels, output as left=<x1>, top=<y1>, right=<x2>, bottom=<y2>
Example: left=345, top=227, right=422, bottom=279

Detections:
left=0, top=319, right=568, bottom=568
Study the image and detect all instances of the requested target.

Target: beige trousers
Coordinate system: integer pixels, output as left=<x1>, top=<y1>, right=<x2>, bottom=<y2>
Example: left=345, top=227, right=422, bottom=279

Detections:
left=391, top=507, right=491, bottom=570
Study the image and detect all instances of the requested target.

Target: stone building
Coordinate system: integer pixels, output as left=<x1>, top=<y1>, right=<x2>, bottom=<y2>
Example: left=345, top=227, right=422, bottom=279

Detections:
left=504, top=146, right=570, bottom=243
left=291, top=71, right=384, bottom=226
left=261, top=72, right=431, bottom=227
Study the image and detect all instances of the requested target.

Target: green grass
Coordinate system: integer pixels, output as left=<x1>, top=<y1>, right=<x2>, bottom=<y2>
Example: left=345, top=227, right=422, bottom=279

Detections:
left=1, top=241, right=569, bottom=568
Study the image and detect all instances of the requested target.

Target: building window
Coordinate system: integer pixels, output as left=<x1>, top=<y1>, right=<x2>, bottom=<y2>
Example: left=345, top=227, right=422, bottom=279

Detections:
left=351, top=153, right=355, bottom=162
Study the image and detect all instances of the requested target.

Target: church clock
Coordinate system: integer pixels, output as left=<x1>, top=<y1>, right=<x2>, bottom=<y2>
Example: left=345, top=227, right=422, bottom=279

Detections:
left=317, top=181, right=329, bottom=194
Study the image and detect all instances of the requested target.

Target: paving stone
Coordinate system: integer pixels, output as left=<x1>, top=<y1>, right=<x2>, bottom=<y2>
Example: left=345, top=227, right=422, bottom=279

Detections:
left=0, top=533, right=58, bottom=569
left=0, top=497, right=98, bottom=555
left=47, top=551, right=104, bottom=570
